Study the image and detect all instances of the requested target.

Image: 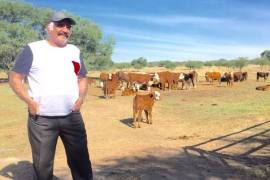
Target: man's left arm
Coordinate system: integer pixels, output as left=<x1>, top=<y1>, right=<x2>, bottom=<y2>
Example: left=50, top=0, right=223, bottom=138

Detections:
left=72, top=76, right=88, bottom=111
left=72, top=52, right=88, bottom=111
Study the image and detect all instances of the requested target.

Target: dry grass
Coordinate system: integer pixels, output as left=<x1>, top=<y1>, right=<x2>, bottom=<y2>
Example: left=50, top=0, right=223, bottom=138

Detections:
left=0, top=72, right=8, bottom=78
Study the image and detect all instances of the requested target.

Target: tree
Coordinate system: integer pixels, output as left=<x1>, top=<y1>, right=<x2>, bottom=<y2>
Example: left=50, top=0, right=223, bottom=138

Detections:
left=214, top=59, right=227, bottom=67
left=131, top=57, right=147, bottom=69
left=261, top=50, right=270, bottom=61
left=147, top=61, right=160, bottom=67
left=233, top=57, right=248, bottom=70
left=0, top=0, right=114, bottom=72
left=92, top=36, right=115, bottom=70
left=0, top=20, right=38, bottom=73
left=204, top=61, right=214, bottom=67
left=253, top=57, right=269, bottom=70
left=0, top=44, right=15, bottom=71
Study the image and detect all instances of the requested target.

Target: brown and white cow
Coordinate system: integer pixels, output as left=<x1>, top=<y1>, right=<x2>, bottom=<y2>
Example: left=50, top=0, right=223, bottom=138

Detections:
left=222, top=72, right=234, bottom=86
left=154, top=71, right=173, bottom=91
left=133, top=91, right=160, bottom=128
left=100, top=72, right=112, bottom=82
left=99, top=72, right=113, bottom=88
left=128, top=73, right=153, bottom=86
left=116, top=71, right=130, bottom=87
left=117, top=71, right=154, bottom=88
left=179, top=71, right=198, bottom=89
left=232, top=71, right=248, bottom=82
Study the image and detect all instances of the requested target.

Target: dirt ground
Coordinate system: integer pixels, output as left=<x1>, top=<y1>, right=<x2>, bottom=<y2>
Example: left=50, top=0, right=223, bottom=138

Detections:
left=0, top=68, right=270, bottom=180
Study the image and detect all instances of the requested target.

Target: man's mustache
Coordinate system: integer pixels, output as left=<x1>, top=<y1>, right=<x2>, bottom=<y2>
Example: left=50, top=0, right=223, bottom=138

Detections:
left=57, top=32, right=69, bottom=38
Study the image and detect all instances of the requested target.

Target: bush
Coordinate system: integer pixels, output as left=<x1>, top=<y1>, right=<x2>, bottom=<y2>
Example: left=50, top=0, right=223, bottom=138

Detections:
left=163, top=61, right=177, bottom=69
left=131, top=57, right=147, bottom=69
left=114, top=62, right=131, bottom=70
left=184, top=61, right=203, bottom=69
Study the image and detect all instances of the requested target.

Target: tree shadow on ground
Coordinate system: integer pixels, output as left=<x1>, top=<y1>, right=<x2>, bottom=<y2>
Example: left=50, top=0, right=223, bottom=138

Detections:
left=94, top=120, right=270, bottom=180
left=0, top=161, right=60, bottom=180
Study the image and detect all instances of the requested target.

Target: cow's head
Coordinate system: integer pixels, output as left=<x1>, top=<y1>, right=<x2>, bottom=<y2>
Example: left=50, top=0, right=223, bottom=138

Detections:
left=153, top=91, right=160, bottom=101
left=99, top=81, right=104, bottom=88
left=153, top=73, right=160, bottom=83
left=179, top=73, right=185, bottom=80
left=121, top=86, right=125, bottom=92
left=108, top=73, right=112, bottom=80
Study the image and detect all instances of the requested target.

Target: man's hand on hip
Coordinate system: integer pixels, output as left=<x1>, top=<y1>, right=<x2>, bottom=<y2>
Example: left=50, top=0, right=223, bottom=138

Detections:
left=72, top=97, right=84, bottom=112
left=28, top=100, right=40, bottom=115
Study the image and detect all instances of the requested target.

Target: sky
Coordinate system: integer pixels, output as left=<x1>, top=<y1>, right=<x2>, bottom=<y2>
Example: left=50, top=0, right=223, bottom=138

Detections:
left=24, top=0, right=270, bottom=62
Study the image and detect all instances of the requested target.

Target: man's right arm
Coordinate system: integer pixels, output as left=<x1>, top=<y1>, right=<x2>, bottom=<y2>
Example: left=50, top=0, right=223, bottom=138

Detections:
left=9, top=45, right=39, bottom=115
left=9, top=71, right=39, bottom=115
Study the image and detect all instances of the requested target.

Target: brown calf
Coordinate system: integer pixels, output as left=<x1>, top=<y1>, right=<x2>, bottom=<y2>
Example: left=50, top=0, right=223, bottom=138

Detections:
left=256, top=84, right=270, bottom=91
left=133, top=91, right=160, bottom=128
left=103, top=74, right=120, bottom=99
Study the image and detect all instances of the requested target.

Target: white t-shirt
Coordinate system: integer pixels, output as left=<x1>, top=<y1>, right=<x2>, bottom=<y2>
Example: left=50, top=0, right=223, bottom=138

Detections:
left=12, top=40, right=87, bottom=116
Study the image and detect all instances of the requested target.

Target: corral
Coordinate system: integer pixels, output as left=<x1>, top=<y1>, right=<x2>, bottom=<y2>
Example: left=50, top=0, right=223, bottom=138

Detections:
left=0, top=66, right=270, bottom=179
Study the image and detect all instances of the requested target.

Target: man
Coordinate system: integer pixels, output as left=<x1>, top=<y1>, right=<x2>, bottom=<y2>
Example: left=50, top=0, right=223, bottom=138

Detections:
left=9, top=12, right=93, bottom=180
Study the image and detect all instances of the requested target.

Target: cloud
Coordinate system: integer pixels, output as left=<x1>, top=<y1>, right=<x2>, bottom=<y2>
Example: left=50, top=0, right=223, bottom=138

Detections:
left=100, top=24, right=270, bottom=61
left=113, top=42, right=267, bottom=62
left=98, top=11, right=270, bottom=36
left=103, top=25, right=207, bottom=45
left=88, top=5, right=270, bottom=62
left=109, top=27, right=269, bottom=61
left=95, top=13, right=227, bottom=26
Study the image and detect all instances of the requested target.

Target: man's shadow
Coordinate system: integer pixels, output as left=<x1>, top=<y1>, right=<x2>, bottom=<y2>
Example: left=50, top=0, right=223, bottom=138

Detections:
left=0, top=161, right=59, bottom=180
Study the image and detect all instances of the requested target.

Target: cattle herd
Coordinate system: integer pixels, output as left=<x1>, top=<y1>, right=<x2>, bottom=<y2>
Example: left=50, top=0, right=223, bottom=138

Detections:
left=86, top=70, right=270, bottom=128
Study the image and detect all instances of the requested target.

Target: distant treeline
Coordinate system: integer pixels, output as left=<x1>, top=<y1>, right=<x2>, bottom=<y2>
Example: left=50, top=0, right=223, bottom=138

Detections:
left=114, top=55, right=270, bottom=71
left=1, top=0, right=270, bottom=72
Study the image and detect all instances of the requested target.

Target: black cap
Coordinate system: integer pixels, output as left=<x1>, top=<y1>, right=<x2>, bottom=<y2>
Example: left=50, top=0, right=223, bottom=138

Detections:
left=49, top=11, right=76, bottom=25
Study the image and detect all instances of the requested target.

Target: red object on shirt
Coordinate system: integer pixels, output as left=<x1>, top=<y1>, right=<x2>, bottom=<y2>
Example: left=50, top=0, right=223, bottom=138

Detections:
left=72, top=61, right=80, bottom=75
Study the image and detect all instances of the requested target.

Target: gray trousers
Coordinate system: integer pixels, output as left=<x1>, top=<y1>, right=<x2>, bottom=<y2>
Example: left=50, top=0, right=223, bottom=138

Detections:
left=28, top=111, right=93, bottom=180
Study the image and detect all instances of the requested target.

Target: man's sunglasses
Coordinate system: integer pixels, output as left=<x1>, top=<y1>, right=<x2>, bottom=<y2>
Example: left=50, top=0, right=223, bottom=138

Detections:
left=55, top=22, right=72, bottom=29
